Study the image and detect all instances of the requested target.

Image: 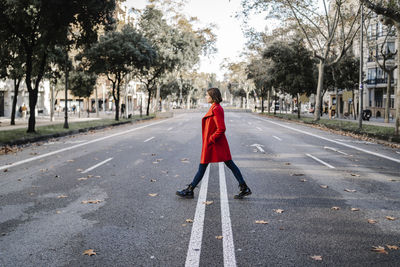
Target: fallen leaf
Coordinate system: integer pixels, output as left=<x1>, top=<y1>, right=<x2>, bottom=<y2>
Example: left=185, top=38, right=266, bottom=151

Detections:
left=87, top=175, right=93, bottom=178
left=300, top=179, right=307, bottom=182
left=320, top=185, right=328, bottom=189
left=215, top=236, right=223, bottom=240
left=385, top=216, right=396, bottom=221
left=81, top=200, right=102, bottom=204
left=310, top=255, right=322, bottom=261
left=17, top=178, right=22, bottom=181
left=161, top=170, right=168, bottom=174
left=331, top=206, right=340, bottom=210
left=284, top=163, right=291, bottom=165
left=57, top=195, right=68, bottom=199
left=291, top=173, right=304, bottom=176
left=350, top=173, right=360, bottom=177
left=386, top=245, right=399, bottom=250
left=76, top=169, right=83, bottom=172
left=78, top=177, right=88, bottom=181
left=3, top=169, right=8, bottom=172
left=148, top=193, right=158, bottom=197
left=174, top=174, right=180, bottom=177
left=54, top=175, right=60, bottom=178
left=182, top=224, right=187, bottom=227
left=56, top=211, right=61, bottom=214
left=152, top=161, right=159, bottom=164
left=40, top=169, right=48, bottom=172
left=273, top=209, right=284, bottom=214
left=371, top=246, right=388, bottom=254
left=203, top=201, right=213, bottom=205
left=150, top=179, right=157, bottom=182
left=185, top=219, right=193, bottom=223
left=351, top=208, right=360, bottom=211
left=368, top=219, right=377, bottom=224
left=344, top=189, right=357, bottom=193
left=388, top=179, right=399, bottom=182
left=255, top=220, right=269, bottom=224
left=279, top=226, right=285, bottom=230
left=83, top=249, right=97, bottom=256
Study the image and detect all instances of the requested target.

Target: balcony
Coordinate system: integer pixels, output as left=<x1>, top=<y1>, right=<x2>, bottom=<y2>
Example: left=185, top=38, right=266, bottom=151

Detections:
left=366, top=78, right=397, bottom=85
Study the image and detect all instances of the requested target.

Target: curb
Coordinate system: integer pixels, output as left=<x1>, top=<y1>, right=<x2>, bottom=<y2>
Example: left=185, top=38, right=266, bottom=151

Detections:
left=0, top=116, right=156, bottom=147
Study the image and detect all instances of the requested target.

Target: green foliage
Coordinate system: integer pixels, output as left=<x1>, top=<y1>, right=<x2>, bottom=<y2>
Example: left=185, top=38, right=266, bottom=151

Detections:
left=69, top=71, right=97, bottom=99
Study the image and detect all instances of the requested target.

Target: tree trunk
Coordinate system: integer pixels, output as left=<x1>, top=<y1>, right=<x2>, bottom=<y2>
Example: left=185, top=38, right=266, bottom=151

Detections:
left=50, top=81, right=55, bottom=122
left=314, top=60, right=325, bottom=121
left=87, top=97, right=90, bottom=118
left=395, top=26, right=400, bottom=135
left=28, top=89, right=38, bottom=133
left=155, top=85, right=160, bottom=113
left=297, top=94, right=300, bottom=119
left=267, top=88, right=271, bottom=114
left=385, top=70, right=393, bottom=123
left=11, top=78, right=21, bottom=125
left=274, top=90, right=277, bottom=115
left=187, top=92, right=191, bottom=110
left=246, top=90, right=250, bottom=109
left=115, top=81, right=120, bottom=121
left=261, top=95, right=264, bottom=113
left=146, top=88, right=151, bottom=116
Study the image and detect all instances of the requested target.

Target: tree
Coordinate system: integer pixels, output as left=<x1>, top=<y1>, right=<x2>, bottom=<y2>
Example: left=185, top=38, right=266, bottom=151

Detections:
left=263, top=39, right=315, bottom=118
left=69, top=70, right=97, bottom=117
left=247, top=57, right=273, bottom=113
left=241, top=0, right=361, bottom=121
left=0, top=0, right=115, bottom=132
left=80, top=24, right=156, bottom=120
left=360, top=0, right=400, bottom=134
left=0, top=36, right=25, bottom=125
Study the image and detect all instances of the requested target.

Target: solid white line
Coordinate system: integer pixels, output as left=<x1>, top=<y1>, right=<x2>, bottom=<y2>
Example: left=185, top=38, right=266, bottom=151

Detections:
left=185, top=165, right=210, bottom=267
left=324, top=146, right=348, bottom=155
left=144, top=137, right=155, bottom=142
left=273, top=135, right=282, bottom=141
left=219, top=163, right=237, bottom=267
left=81, top=157, right=113, bottom=174
left=0, top=118, right=173, bottom=171
left=306, top=153, right=335, bottom=169
left=256, top=117, right=400, bottom=164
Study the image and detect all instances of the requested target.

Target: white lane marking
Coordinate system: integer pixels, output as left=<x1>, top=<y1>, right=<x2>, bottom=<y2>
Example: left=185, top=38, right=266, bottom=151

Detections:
left=185, top=165, right=210, bottom=267
left=272, top=136, right=282, bottom=141
left=396, top=151, right=400, bottom=155
left=81, top=157, right=113, bottom=174
left=256, top=127, right=262, bottom=131
left=144, top=137, right=155, bottom=142
left=335, top=139, right=375, bottom=145
left=256, top=117, right=400, bottom=164
left=324, top=146, right=348, bottom=155
left=306, top=153, right=335, bottom=169
left=219, top=163, right=237, bottom=267
left=167, top=127, right=173, bottom=131
left=250, top=144, right=265, bottom=153
left=0, top=118, right=173, bottom=171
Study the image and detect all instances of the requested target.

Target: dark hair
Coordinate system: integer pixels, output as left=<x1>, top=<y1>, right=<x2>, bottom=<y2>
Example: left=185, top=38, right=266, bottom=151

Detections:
left=207, top=88, right=223, bottom=104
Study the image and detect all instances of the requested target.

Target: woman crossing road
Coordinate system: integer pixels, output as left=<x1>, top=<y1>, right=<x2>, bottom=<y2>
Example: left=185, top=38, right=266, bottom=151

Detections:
left=176, top=88, right=252, bottom=199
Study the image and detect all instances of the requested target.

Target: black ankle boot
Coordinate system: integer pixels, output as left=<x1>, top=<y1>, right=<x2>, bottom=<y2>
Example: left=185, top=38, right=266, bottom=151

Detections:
left=176, top=185, right=194, bottom=198
left=234, top=183, right=252, bottom=199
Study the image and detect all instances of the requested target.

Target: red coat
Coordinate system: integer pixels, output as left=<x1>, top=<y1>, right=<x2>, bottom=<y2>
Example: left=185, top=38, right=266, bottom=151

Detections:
left=200, top=103, right=232, bottom=164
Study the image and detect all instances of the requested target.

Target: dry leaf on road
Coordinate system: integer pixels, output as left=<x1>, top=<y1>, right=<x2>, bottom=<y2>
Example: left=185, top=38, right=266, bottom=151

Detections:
left=148, top=193, right=158, bottom=197
left=351, top=208, right=360, bottom=211
left=83, top=249, right=97, bottom=256
left=388, top=179, right=399, bottom=182
left=78, top=177, right=88, bottom=181
left=255, top=220, right=269, bottom=224
left=290, top=173, right=304, bottom=176
left=350, top=173, right=360, bottom=177
left=57, top=195, right=68, bottom=199
left=150, top=179, right=157, bottom=182
left=203, top=201, right=213, bottom=205
left=331, top=207, right=340, bottom=210
left=344, top=189, right=357, bottom=193
left=310, top=255, right=322, bottom=261
left=215, top=236, right=223, bottom=240
left=387, top=245, right=399, bottom=250
left=385, top=216, right=396, bottom=221
left=185, top=219, right=193, bottom=223
left=371, top=246, right=388, bottom=254
left=273, top=209, right=284, bottom=214
left=368, top=219, right=377, bottom=224
left=300, top=179, right=307, bottom=182
left=76, top=169, right=83, bottom=172
left=81, top=200, right=102, bottom=204
left=320, top=185, right=328, bottom=189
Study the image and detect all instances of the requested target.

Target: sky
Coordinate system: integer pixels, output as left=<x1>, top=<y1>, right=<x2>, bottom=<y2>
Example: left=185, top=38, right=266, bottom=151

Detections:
left=124, top=0, right=267, bottom=80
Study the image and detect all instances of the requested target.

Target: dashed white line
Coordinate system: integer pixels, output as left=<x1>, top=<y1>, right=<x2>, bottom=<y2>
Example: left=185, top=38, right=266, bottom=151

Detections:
left=324, top=146, right=348, bottom=155
left=0, top=118, right=174, bottom=171
left=255, top=117, right=400, bottom=164
left=219, top=163, right=237, bottom=267
left=185, top=166, right=210, bottom=267
left=272, top=136, right=282, bottom=141
left=144, top=137, right=155, bottom=142
left=306, top=153, right=335, bottom=169
left=81, top=158, right=113, bottom=173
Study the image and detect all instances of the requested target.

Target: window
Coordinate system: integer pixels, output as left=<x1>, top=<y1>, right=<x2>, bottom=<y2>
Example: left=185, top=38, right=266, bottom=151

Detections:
left=377, top=22, right=383, bottom=37
left=367, top=25, right=373, bottom=38
left=387, top=42, right=395, bottom=54
left=368, top=68, right=376, bottom=80
left=375, top=90, right=383, bottom=107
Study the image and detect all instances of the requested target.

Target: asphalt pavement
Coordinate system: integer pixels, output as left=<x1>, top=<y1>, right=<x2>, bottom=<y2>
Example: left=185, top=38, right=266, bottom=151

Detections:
left=0, top=111, right=399, bottom=266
